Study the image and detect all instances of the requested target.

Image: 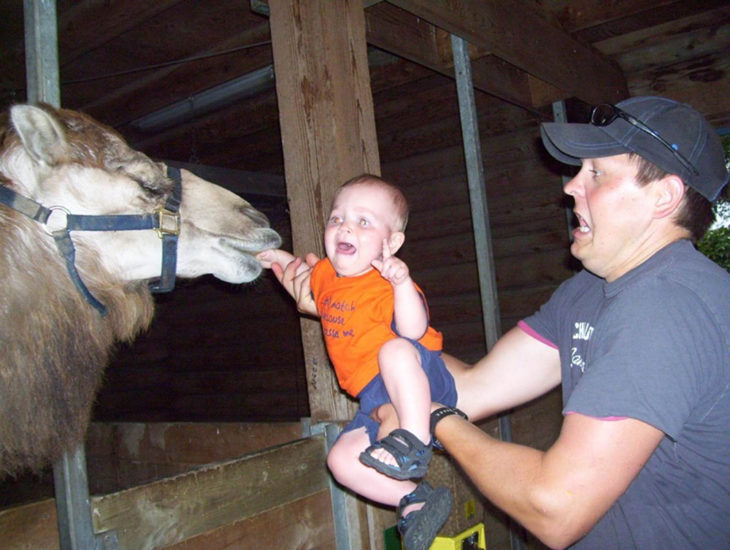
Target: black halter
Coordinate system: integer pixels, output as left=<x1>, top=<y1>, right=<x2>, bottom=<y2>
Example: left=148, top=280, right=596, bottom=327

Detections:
left=0, top=165, right=183, bottom=316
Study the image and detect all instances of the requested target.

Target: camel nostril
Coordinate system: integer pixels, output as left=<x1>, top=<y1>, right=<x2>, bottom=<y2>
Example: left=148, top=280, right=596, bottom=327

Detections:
left=244, top=206, right=270, bottom=227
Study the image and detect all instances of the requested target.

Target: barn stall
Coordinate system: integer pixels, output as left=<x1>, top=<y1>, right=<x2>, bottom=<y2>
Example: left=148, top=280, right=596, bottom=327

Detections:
left=1, top=1, right=729, bottom=549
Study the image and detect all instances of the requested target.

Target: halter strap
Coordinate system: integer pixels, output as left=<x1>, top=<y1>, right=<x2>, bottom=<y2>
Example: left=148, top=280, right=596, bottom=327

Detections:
left=0, top=166, right=183, bottom=316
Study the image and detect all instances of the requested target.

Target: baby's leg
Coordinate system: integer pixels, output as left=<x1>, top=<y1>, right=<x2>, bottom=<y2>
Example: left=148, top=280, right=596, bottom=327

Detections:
left=327, top=427, right=417, bottom=506
left=379, top=338, right=431, bottom=443
left=363, top=338, right=431, bottom=469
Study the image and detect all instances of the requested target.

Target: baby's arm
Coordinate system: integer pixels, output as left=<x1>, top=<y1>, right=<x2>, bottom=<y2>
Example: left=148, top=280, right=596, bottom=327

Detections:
left=372, top=239, right=428, bottom=340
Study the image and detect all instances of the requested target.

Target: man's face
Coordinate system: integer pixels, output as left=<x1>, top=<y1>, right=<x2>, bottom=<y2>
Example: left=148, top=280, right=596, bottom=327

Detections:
left=564, top=154, right=660, bottom=281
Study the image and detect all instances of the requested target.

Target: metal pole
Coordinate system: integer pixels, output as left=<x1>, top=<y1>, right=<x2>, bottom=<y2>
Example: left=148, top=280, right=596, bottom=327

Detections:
left=451, top=33, right=525, bottom=550
left=23, top=2, right=108, bottom=548
left=23, top=0, right=60, bottom=106
left=52, top=445, right=107, bottom=550
left=451, top=35, right=501, bottom=349
left=306, top=421, right=359, bottom=550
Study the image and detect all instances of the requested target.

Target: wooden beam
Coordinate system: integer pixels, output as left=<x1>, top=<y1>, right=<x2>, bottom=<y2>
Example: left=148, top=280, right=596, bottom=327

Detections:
left=365, top=2, right=539, bottom=111
left=268, top=0, right=379, bottom=423
left=77, top=22, right=274, bottom=125
left=91, top=436, right=329, bottom=549
left=164, top=161, right=286, bottom=197
left=57, top=0, right=186, bottom=66
left=0, top=499, right=59, bottom=550
left=385, top=0, right=629, bottom=105
left=0, top=1, right=184, bottom=94
left=545, top=0, right=726, bottom=39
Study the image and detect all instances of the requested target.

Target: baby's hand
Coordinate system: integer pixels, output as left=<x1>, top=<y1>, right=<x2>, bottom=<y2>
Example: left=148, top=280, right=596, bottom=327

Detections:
left=256, top=249, right=297, bottom=270
left=372, top=239, right=410, bottom=286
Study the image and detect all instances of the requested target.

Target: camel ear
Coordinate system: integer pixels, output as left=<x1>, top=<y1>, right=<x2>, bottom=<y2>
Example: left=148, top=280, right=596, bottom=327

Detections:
left=11, top=104, right=69, bottom=166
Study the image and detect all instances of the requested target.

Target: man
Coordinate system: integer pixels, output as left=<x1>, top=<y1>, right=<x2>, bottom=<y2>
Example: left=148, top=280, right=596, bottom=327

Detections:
left=269, top=96, right=730, bottom=548
left=426, top=96, right=730, bottom=548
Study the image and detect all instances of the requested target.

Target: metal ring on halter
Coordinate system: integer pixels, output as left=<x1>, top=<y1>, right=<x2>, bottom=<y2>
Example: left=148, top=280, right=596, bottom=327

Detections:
left=43, top=205, right=71, bottom=235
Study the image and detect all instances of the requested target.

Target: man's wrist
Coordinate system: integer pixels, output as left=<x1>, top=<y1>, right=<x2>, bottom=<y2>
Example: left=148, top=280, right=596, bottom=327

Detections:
left=430, top=406, right=468, bottom=450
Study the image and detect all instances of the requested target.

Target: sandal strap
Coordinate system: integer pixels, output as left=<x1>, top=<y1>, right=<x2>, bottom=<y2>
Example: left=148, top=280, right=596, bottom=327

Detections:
left=397, top=481, right=453, bottom=548
left=378, top=429, right=428, bottom=468
left=360, top=428, right=433, bottom=480
left=398, top=481, right=433, bottom=515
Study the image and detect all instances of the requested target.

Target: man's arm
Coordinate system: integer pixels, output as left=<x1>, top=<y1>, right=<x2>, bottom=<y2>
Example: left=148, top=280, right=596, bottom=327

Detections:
left=436, top=396, right=664, bottom=548
left=450, top=326, right=563, bottom=420
left=373, top=325, right=561, bottom=440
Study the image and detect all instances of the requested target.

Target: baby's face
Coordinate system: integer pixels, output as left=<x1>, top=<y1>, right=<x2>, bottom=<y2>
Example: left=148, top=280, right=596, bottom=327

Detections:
left=324, top=183, right=399, bottom=277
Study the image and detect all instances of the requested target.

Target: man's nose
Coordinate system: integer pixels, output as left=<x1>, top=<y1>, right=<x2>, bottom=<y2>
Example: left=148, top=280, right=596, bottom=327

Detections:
left=563, top=174, right=582, bottom=197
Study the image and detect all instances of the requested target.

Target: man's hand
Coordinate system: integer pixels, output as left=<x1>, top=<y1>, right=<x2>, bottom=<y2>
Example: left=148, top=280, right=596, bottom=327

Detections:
left=257, top=250, right=320, bottom=317
left=276, top=253, right=319, bottom=316
left=372, top=239, right=410, bottom=286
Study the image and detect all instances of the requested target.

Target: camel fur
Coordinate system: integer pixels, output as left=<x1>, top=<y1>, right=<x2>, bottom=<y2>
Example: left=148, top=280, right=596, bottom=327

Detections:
left=0, top=104, right=281, bottom=475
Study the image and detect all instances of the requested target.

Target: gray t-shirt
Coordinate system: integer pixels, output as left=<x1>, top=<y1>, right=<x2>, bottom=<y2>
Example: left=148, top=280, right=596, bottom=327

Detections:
left=523, top=239, right=730, bottom=549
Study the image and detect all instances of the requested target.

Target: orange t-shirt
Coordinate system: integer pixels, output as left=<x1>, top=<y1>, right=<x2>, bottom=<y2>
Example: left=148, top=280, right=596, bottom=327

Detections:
left=310, top=258, right=443, bottom=397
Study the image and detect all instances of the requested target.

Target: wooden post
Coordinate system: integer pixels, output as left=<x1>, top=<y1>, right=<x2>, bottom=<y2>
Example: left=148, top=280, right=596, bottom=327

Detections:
left=268, top=3, right=394, bottom=548
left=268, top=0, right=380, bottom=423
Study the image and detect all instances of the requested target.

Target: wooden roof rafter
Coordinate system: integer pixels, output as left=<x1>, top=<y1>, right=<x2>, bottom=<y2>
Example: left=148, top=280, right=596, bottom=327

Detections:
left=381, top=0, right=629, bottom=105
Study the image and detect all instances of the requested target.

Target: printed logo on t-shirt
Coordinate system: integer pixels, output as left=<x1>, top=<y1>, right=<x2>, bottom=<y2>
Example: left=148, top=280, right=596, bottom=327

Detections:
left=570, top=321, right=594, bottom=373
left=320, top=296, right=356, bottom=339
left=573, top=321, right=594, bottom=341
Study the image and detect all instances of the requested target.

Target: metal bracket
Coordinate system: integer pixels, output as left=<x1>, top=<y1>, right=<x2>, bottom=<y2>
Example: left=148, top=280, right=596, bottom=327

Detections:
left=53, top=445, right=119, bottom=550
left=302, top=419, right=359, bottom=550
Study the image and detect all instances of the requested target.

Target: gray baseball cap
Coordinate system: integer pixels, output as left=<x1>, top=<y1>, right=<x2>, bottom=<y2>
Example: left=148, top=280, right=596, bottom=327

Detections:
left=541, top=96, right=729, bottom=201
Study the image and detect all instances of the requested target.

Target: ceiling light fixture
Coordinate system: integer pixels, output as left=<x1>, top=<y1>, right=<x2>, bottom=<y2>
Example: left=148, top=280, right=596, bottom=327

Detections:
left=130, top=64, right=275, bottom=132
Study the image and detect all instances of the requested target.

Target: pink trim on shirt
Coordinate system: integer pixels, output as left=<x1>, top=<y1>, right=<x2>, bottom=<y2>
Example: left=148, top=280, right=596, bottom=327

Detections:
left=565, top=411, right=628, bottom=421
left=517, top=320, right=558, bottom=349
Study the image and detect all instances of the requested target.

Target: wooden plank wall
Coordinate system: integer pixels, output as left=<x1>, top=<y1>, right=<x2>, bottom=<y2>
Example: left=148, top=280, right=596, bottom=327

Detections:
left=92, top=194, right=310, bottom=423
left=1, top=55, right=572, bottom=550
left=377, top=73, right=575, bottom=361
left=85, top=422, right=304, bottom=494
left=0, top=433, right=335, bottom=550
left=91, top=68, right=571, bottom=464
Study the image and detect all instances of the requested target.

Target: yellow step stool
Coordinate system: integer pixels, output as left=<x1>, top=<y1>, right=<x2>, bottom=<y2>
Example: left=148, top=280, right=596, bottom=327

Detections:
left=385, top=521, right=486, bottom=550
left=429, top=523, right=486, bottom=550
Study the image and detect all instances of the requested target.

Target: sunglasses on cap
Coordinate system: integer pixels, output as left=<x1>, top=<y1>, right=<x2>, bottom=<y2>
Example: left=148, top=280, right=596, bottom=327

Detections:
left=590, top=103, right=700, bottom=176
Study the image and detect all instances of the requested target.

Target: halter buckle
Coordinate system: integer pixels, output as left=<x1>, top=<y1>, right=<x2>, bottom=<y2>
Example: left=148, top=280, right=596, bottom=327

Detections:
left=154, top=207, right=180, bottom=238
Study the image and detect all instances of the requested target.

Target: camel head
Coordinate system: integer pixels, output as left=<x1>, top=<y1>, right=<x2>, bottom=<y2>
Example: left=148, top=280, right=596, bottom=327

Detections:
left=2, top=103, right=282, bottom=293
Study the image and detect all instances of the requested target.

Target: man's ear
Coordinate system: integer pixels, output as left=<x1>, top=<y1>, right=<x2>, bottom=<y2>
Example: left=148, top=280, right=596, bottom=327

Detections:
left=388, top=231, right=405, bottom=254
left=654, top=175, right=686, bottom=219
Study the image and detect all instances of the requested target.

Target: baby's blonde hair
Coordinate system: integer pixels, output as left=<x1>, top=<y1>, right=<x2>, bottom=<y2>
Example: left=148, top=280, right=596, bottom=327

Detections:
left=338, top=174, right=409, bottom=231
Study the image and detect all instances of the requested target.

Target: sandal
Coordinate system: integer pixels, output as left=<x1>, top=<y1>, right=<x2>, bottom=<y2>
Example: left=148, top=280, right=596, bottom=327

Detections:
left=359, top=428, right=432, bottom=480
left=398, top=481, right=452, bottom=550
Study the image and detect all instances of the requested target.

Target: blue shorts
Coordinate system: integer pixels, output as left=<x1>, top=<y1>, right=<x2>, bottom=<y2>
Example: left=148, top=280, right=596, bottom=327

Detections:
left=340, top=339, right=457, bottom=444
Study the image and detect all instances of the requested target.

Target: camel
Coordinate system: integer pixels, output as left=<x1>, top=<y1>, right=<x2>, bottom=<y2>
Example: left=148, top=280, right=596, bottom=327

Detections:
left=0, top=103, right=281, bottom=476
